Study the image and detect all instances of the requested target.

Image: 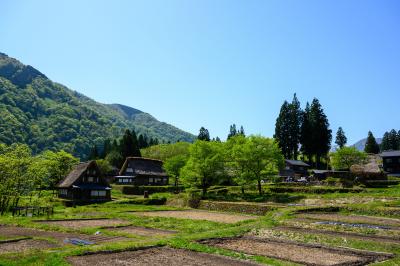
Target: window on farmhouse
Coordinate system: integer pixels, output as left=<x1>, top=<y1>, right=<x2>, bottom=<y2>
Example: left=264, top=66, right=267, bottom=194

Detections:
left=386, top=158, right=393, bottom=163
left=91, top=190, right=106, bottom=197
left=88, top=177, right=93, bottom=182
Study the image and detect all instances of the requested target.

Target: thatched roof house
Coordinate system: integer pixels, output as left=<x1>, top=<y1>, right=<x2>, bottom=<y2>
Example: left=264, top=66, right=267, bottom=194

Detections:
left=280, top=159, right=310, bottom=178
left=57, top=161, right=111, bottom=203
left=115, top=157, right=168, bottom=186
left=380, top=150, right=400, bottom=176
left=350, top=154, right=386, bottom=180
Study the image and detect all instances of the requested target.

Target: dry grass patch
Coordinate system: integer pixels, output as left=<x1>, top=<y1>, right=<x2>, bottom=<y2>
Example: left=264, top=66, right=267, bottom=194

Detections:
left=298, top=213, right=400, bottom=227
left=132, top=210, right=258, bottom=224
left=67, top=246, right=261, bottom=266
left=0, top=239, right=58, bottom=254
left=106, top=226, right=176, bottom=237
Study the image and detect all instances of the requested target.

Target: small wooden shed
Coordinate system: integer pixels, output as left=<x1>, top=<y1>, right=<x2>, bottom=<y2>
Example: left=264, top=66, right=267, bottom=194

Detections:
left=57, top=161, right=111, bottom=203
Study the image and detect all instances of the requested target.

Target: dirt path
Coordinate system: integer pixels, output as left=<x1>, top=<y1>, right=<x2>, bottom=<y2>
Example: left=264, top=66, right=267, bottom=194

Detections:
left=201, top=236, right=393, bottom=266
left=67, top=246, right=261, bottom=266
left=0, top=225, right=128, bottom=244
left=132, top=210, right=258, bottom=224
left=0, top=239, right=58, bottom=254
left=106, top=226, right=176, bottom=237
left=38, top=218, right=130, bottom=228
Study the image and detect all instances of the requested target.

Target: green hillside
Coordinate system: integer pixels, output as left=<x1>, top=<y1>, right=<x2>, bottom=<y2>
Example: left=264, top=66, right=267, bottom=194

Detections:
left=0, top=52, right=195, bottom=158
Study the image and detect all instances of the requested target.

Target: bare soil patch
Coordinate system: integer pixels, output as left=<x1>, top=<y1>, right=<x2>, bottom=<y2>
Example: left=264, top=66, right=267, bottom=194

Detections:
left=201, top=236, right=393, bottom=266
left=38, top=218, right=129, bottom=228
left=298, top=213, right=400, bottom=227
left=0, top=239, right=58, bottom=254
left=257, top=226, right=400, bottom=244
left=67, top=246, right=261, bottom=266
left=0, top=225, right=128, bottom=244
left=132, top=210, right=258, bottom=224
left=106, top=226, right=176, bottom=237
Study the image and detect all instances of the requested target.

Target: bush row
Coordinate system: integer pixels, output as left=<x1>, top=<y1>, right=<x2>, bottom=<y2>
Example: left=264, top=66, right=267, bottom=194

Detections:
left=120, top=185, right=184, bottom=195
left=268, top=186, right=364, bottom=194
left=198, top=200, right=277, bottom=215
left=113, top=197, right=167, bottom=205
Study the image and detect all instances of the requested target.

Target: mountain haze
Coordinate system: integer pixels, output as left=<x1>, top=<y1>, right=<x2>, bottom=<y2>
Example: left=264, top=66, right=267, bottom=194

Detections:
left=0, top=53, right=195, bottom=158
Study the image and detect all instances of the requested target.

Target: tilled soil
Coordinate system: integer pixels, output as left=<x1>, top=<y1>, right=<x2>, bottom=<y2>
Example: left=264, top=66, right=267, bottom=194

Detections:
left=0, top=225, right=128, bottom=244
left=254, top=226, right=400, bottom=244
left=67, top=246, right=261, bottom=266
left=298, top=213, right=400, bottom=227
left=201, top=236, right=393, bottom=266
left=38, top=218, right=130, bottom=228
left=0, top=239, right=58, bottom=254
left=106, top=226, right=176, bottom=237
left=132, top=210, right=258, bottom=224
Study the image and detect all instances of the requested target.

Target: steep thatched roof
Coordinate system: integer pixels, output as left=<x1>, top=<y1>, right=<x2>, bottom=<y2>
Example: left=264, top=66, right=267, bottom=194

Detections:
left=119, top=157, right=167, bottom=177
left=380, top=150, right=400, bottom=157
left=285, top=160, right=310, bottom=167
left=350, top=155, right=381, bottom=174
left=57, top=161, right=97, bottom=188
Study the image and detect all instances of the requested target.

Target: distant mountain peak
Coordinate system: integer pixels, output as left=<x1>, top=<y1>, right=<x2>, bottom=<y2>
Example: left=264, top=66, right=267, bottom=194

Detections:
left=109, top=103, right=143, bottom=119
left=352, top=137, right=382, bottom=151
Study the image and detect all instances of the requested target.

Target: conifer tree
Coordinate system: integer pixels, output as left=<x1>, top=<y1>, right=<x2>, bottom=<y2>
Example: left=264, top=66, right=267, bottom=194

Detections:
left=239, top=126, right=245, bottom=136
left=335, top=127, right=347, bottom=149
left=389, top=129, right=399, bottom=150
left=274, top=101, right=291, bottom=159
left=364, top=131, right=380, bottom=154
left=288, top=94, right=302, bottom=159
left=198, top=127, right=210, bottom=141
left=381, top=132, right=391, bottom=151
left=88, top=145, right=99, bottom=160
left=300, top=102, right=313, bottom=164
left=227, top=124, right=238, bottom=139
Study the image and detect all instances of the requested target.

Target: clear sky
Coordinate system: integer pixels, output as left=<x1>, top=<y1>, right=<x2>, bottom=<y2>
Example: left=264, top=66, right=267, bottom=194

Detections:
left=1, top=0, right=399, bottom=144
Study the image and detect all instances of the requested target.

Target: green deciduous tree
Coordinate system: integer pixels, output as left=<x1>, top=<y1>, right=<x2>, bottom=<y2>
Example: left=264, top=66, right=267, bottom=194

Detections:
left=330, top=147, right=367, bottom=170
left=164, top=155, right=188, bottom=190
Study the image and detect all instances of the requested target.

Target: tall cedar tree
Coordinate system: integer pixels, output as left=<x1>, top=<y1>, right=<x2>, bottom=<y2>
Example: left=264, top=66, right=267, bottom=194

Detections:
left=288, top=94, right=302, bottom=159
left=381, top=132, right=391, bottom=151
left=335, top=127, right=347, bottom=149
left=274, top=101, right=291, bottom=158
left=239, top=126, right=245, bottom=136
left=303, top=98, right=332, bottom=168
left=274, top=94, right=302, bottom=159
left=389, top=129, right=399, bottom=150
left=120, top=129, right=141, bottom=159
left=88, top=145, right=99, bottom=160
left=197, top=127, right=210, bottom=141
left=227, top=124, right=237, bottom=139
left=300, top=102, right=313, bottom=163
left=364, top=131, right=380, bottom=154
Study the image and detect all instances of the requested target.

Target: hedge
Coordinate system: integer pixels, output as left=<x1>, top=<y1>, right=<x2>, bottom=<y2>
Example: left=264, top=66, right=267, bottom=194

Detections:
left=121, top=185, right=184, bottom=195
left=113, top=197, right=166, bottom=205
left=268, top=186, right=364, bottom=194
left=198, top=200, right=278, bottom=215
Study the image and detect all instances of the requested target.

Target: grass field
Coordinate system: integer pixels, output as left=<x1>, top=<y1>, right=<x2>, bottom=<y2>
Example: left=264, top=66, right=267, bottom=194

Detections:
left=0, top=184, right=399, bottom=265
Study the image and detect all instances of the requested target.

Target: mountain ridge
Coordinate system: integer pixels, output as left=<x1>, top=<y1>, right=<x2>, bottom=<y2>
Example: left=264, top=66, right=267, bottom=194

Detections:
left=0, top=52, right=195, bottom=158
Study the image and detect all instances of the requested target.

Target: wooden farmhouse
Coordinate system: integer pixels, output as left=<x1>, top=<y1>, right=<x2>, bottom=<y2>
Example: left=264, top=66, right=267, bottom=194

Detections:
left=380, top=150, right=400, bottom=176
left=114, top=157, right=169, bottom=186
left=280, top=159, right=310, bottom=178
left=57, top=161, right=111, bottom=203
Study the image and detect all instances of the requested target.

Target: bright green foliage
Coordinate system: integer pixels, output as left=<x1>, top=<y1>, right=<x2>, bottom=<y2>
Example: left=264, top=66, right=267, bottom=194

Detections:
left=164, top=155, right=188, bottom=187
left=228, top=135, right=284, bottom=195
left=330, top=146, right=367, bottom=170
left=0, top=53, right=195, bottom=159
left=335, top=127, right=347, bottom=149
left=181, top=140, right=225, bottom=195
left=96, top=159, right=113, bottom=175
left=364, top=131, right=380, bottom=154
left=141, top=142, right=191, bottom=161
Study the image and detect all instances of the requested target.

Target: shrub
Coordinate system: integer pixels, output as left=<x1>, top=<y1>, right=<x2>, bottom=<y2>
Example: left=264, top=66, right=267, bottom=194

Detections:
left=121, top=185, right=184, bottom=195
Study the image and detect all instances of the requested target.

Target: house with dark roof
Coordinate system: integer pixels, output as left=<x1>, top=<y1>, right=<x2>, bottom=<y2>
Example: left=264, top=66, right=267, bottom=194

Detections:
left=380, top=150, right=400, bottom=176
left=57, top=161, right=111, bottom=203
left=279, top=159, right=310, bottom=178
left=114, top=157, right=169, bottom=186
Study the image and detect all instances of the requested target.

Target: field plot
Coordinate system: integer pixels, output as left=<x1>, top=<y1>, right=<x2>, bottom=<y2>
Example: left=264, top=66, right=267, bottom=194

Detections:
left=132, top=210, right=258, bottom=223
left=106, top=226, right=176, bottom=237
left=201, top=236, right=393, bottom=266
left=0, top=239, right=58, bottom=254
left=272, top=226, right=400, bottom=244
left=38, top=218, right=130, bottom=228
left=298, top=213, right=400, bottom=227
left=67, top=246, right=260, bottom=266
left=0, top=225, right=128, bottom=244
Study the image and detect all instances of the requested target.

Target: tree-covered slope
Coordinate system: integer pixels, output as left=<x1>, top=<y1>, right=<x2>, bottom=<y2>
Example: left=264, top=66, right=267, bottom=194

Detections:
left=0, top=53, right=195, bottom=158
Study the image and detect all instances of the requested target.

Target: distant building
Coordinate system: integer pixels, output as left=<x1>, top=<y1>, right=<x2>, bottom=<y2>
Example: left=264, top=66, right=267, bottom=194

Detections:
left=280, top=160, right=310, bottom=178
left=57, top=161, right=111, bottom=203
left=380, top=150, right=400, bottom=176
left=114, top=157, right=169, bottom=186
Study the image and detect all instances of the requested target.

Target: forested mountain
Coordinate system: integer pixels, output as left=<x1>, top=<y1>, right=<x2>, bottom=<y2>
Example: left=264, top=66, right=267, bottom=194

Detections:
left=0, top=53, right=195, bottom=158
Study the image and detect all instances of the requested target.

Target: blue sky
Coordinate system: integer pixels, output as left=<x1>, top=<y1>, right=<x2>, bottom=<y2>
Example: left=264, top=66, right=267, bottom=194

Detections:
left=1, top=0, right=399, bottom=144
